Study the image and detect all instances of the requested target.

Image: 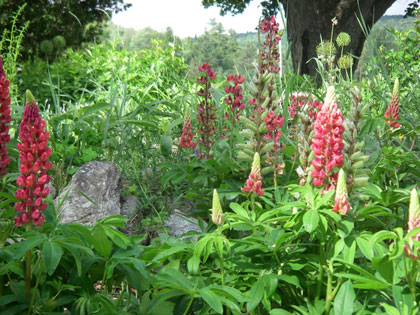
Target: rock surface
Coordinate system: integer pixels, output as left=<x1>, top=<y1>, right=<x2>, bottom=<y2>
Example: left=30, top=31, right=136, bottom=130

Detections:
left=163, top=210, right=205, bottom=239
left=56, top=161, right=121, bottom=225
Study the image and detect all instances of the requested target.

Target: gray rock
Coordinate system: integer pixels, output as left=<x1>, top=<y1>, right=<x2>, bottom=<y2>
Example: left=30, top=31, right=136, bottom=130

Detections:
left=56, top=161, right=121, bottom=225
left=121, top=194, right=138, bottom=218
left=163, top=210, right=205, bottom=240
left=47, top=182, right=57, bottom=199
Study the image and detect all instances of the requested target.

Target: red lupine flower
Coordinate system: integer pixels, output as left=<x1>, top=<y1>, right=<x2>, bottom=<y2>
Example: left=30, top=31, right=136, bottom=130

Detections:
left=14, top=90, right=52, bottom=227
left=198, top=61, right=217, bottom=80
left=311, top=86, right=345, bottom=190
left=405, top=188, right=420, bottom=260
left=179, top=108, right=196, bottom=149
left=224, top=74, right=245, bottom=119
left=259, top=16, right=281, bottom=75
left=0, top=56, right=11, bottom=176
left=242, top=152, right=264, bottom=197
left=384, top=78, right=400, bottom=129
left=196, top=62, right=218, bottom=158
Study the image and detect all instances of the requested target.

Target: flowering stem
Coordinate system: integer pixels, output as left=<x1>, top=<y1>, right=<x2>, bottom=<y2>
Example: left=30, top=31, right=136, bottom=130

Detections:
left=28, top=261, right=44, bottom=315
left=315, top=241, right=324, bottom=301
left=403, top=256, right=419, bottom=302
left=219, top=250, right=225, bottom=286
left=100, top=261, right=108, bottom=294
left=183, top=295, right=195, bottom=315
left=24, top=224, right=32, bottom=299
left=115, top=281, right=126, bottom=309
left=25, top=249, right=31, bottom=298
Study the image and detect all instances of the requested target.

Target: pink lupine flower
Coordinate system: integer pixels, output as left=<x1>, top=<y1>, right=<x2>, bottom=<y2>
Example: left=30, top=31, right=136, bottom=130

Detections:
left=404, top=188, right=420, bottom=260
left=384, top=78, right=400, bottom=129
left=14, top=90, right=52, bottom=227
left=311, top=86, right=345, bottom=190
left=179, top=108, right=196, bottom=149
left=242, top=152, right=264, bottom=197
left=0, top=56, right=11, bottom=176
left=333, top=169, right=350, bottom=215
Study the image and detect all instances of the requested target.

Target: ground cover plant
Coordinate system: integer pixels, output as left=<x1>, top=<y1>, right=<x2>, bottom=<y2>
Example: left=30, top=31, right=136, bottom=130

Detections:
left=0, top=5, right=420, bottom=315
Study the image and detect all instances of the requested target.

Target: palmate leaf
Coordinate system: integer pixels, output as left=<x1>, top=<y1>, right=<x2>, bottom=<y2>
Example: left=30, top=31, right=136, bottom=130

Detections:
left=303, top=209, right=319, bottom=233
left=43, top=240, right=63, bottom=275
left=247, top=278, right=265, bottom=313
left=198, top=287, right=223, bottom=314
left=334, top=280, right=355, bottom=315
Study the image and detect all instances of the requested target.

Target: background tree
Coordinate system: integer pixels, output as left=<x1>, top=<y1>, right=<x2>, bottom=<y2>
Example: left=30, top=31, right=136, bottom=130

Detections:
left=182, top=20, right=242, bottom=77
left=202, top=0, right=402, bottom=76
left=0, top=0, right=131, bottom=59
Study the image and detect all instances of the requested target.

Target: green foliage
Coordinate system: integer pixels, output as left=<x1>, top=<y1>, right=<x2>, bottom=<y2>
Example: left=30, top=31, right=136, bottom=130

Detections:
left=2, top=5, right=420, bottom=314
left=0, top=0, right=131, bottom=59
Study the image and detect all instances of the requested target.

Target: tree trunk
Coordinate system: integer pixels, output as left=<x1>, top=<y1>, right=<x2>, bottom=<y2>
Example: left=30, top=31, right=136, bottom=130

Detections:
left=280, top=0, right=395, bottom=76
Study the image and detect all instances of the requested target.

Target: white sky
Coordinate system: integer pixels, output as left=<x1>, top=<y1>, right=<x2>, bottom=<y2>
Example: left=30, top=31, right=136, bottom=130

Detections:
left=112, top=0, right=412, bottom=38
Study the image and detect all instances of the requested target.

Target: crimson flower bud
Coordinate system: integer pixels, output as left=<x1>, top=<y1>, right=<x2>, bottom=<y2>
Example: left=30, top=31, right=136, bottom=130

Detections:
left=32, top=209, right=41, bottom=220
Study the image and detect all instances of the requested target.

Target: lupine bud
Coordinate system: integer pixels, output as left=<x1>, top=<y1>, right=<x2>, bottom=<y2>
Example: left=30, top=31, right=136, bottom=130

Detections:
left=242, top=152, right=265, bottom=197
left=333, top=169, right=350, bottom=215
left=404, top=188, right=420, bottom=260
left=0, top=56, right=11, bottom=176
left=384, top=78, right=400, bottom=129
left=211, top=189, right=224, bottom=225
left=14, top=90, right=52, bottom=227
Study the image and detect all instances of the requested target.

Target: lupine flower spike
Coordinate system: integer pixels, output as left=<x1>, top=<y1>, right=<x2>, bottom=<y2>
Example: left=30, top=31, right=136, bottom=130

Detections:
left=404, top=188, right=420, bottom=260
left=384, top=78, right=400, bottom=129
left=211, top=189, right=224, bottom=225
left=0, top=56, right=11, bottom=175
left=333, top=169, right=350, bottom=215
left=179, top=108, right=196, bottom=149
left=196, top=62, right=218, bottom=158
left=242, top=152, right=264, bottom=196
left=311, top=86, right=345, bottom=190
left=14, top=90, right=52, bottom=227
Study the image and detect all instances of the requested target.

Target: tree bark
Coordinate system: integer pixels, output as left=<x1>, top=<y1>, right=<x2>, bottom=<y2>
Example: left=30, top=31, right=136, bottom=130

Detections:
left=279, top=0, right=395, bottom=76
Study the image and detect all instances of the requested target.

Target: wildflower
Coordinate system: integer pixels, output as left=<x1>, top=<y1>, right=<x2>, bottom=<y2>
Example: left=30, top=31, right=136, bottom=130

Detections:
left=337, top=55, right=353, bottom=70
left=179, top=108, right=196, bottom=149
left=0, top=56, right=11, bottom=176
left=404, top=188, right=420, bottom=260
left=14, top=90, right=52, bottom=227
left=333, top=169, right=350, bottom=215
left=384, top=78, right=400, bottom=129
left=211, top=189, right=224, bottom=225
left=196, top=62, right=218, bottom=158
left=336, top=32, right=351, bottom=47
left=316, top=41, right=336, bottom=58
left=311, top=86, right=345, bottom=190
left=224, top=74, right=245, bottom=120
left=242, top=152, right=264, bottom=196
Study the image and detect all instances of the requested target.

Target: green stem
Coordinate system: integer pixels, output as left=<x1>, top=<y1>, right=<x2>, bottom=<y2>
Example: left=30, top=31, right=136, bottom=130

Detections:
left=315, top=241, right=324, bottom=301
left=325, top=263, right=342, bottom=315
left=115, top=281, right=126, bottom=309
left=183, top=295, right=195, bottom=315
left=25, top=250, right=31, bottom=298
left=99, top=260, right=108, bottom=294
left=28, top=261, right=44, bottom=315
left=124, top=285, right=132, bottom=311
